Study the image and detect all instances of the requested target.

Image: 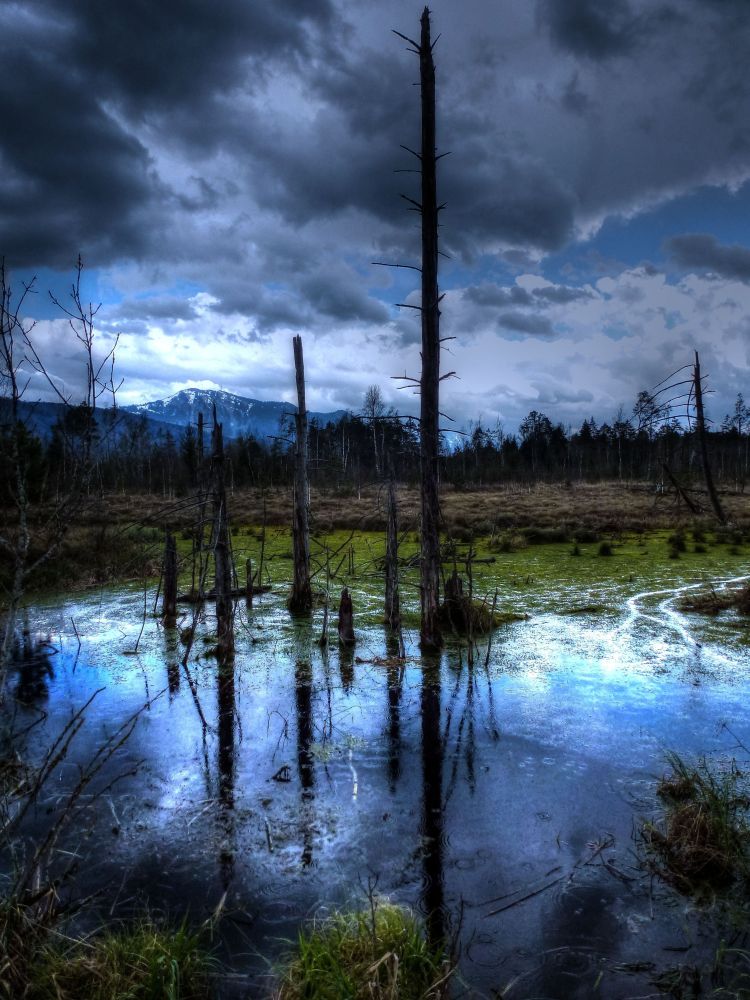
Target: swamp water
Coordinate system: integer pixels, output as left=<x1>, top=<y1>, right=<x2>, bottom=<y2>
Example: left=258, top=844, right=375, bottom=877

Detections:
left=7, top=539, right=750, bottom=999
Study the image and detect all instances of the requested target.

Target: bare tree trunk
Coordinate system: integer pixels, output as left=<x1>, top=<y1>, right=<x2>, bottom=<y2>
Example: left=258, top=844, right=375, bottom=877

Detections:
left=338, top=587, right=355, bottom=646
left=211, top=410, right=235, bottom=662
left=662, top=462, right=700, bottom=515
left=418, top=7, right=442, bottom=651
left=289, top=335, right=312, bottom=612
left=195, top=410, right=208, bottom=600
left=162, top=531, right=178, bottom=627
left=385, top=477, right=401, bottom=630
left=694, top=351, right=726, bottom=525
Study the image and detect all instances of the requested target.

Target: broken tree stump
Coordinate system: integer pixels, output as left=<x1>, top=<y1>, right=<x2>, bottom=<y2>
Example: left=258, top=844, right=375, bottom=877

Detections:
left=338, top=587, right=355, bottom=646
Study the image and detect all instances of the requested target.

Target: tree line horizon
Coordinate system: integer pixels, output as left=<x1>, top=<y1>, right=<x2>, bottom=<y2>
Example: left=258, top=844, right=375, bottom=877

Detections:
left=3, top=384, right=748, bottom=502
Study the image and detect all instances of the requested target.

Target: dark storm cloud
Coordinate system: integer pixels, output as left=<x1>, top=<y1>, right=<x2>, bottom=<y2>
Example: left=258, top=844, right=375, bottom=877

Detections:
left=561, top=72, right=591, bottom=115
left=666, top=234, right=750, bottom=283
left=0, top=34, right=159, bottom=267
left=464, top=285, right=533, bottom=308
left=535, top=285, right=593, bottom=304
left=115, top=297, right=200, bottom=322
left=538, top=0, right=664, bottom=60
left=299, top=273, right=390, bottom=324
left=446, top=158, right=577, bottom=257
left=464, top=282, right=590, bottom=308
left=69, top=0, right=335, bottom=112
left=538, top=0, right=637, bottom=57
left=498, top=312, right=555, bottom=336
left=0, top=0, right=336, bottom=266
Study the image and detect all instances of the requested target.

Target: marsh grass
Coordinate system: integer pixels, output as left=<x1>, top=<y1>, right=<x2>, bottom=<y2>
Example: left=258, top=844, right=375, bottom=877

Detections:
left=273, top=903, right=451, bottom=1000
left=0, top=904, right=212, bottom=1000
left=643, top=752, right=750, bottom=893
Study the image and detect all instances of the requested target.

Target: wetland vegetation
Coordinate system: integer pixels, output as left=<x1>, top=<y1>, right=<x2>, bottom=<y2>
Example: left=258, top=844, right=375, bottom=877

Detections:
left=2, top=503, right=750, bottom=998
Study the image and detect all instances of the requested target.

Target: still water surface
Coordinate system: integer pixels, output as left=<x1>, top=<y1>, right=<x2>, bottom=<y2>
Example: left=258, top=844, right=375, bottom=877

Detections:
left=10, top=573, right=750, bottom=998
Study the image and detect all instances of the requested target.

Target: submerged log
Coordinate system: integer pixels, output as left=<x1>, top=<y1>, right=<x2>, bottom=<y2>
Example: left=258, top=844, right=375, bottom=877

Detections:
left=177, top=585, right=271, bottom=604
left=338, top=587, right=355, bottom=646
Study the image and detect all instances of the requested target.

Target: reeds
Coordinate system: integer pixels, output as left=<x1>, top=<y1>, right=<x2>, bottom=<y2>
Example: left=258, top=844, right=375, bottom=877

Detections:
left=0, top=907, right=211, bottom=1000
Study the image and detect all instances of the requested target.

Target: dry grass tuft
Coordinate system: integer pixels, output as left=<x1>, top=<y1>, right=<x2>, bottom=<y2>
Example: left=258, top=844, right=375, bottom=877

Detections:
left=643, top=752, right=750, bottom=893
left=677, top=584, right=750, bottom=616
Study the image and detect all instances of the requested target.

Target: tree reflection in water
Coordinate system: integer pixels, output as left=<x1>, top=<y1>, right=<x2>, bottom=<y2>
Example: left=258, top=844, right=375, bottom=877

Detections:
left=420, top=654, right=446, bottom=947
left=295, top=659, right=315, bottom=867
left=217, top=655, right=236, bottom=888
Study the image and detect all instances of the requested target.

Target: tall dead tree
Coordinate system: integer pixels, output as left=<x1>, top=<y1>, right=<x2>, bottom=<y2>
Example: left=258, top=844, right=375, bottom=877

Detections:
left=395, top=7, right=443, bottom=650
left=289, top=335, right=312, bottom=612
left=384, top=477, right=401, bottom=630
left=210, top=408, right=235, bottom=661
left=693, top=351, right=726, bottom=525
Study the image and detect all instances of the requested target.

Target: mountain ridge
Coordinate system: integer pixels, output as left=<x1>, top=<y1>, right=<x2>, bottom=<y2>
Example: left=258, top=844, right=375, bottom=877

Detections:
left=123, top=387, right=347, bottom=440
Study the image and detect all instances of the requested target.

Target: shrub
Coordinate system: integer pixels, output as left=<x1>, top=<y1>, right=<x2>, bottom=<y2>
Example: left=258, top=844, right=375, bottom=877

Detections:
left=667, top=531, right=687, bottom=553
left=522, top=526, right=570, bottom=544
left=489, top=532, right=527, bottom=553
left=597, top=541, right=614, bottom=557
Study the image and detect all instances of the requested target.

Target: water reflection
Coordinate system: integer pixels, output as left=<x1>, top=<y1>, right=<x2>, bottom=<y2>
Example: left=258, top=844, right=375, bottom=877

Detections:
left=445, top=652, right=477, bottom=803
left=295, top=659, right=315, bottom=867
left=384, top=628, right=405, bottom=792
left=162, top=628, right=180, bottom=697
left=420, top=654, right=446, bottom=946
left=13, top=575, right=750, bottom=998
left=339, top=644, right=355, bottom=693
left=10, top=626, right=55, bottom=704
left=386, top=660, right=403, bottom=792
left=217, top=658, right=236, bottom=887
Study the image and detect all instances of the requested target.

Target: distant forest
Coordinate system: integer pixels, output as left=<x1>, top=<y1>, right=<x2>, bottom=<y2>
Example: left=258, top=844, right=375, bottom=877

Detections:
left=4, top=389, right=749, bottom=501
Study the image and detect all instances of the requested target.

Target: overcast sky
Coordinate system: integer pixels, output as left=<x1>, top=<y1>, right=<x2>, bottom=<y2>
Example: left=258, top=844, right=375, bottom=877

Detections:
left=3, top=0, right=750, bottom=433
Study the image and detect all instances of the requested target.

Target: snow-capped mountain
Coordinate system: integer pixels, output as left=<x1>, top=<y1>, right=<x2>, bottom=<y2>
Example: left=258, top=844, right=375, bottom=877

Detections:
left=123, top=388, right=346, bottom=441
